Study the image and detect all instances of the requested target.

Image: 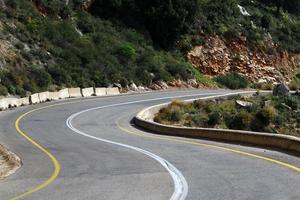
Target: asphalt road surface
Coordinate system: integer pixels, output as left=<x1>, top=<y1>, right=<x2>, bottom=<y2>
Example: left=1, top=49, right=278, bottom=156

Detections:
left=0, top=89, right=299, bottom=200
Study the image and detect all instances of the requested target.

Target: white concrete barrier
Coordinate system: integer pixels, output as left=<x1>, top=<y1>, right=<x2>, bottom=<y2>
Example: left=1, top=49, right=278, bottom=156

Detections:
left=0, top=98, right=9, bottom=110
left=6, top=98, right=21, bottom=108
left=38, top=91, right=50, bottom=102
left=58, top=88, right=70, bottom=99
left=68, top=88, right=82, bottom=98
left=95, top=88, right=106, bottom=96
left=30, top=93, right=40, bottom=104
left=49, top=92, right=60, bottom=101
left=106, top=87, right=120, bottom=96
left=81, top=87, right=94, bottom=97
left=17, top=97, right=30, bottom=106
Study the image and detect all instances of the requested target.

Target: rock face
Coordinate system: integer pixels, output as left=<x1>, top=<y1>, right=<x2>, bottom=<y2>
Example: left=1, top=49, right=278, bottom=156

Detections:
left=273, top=83, right=290, bottom=96
left=187, top=35, right=299, bottom=84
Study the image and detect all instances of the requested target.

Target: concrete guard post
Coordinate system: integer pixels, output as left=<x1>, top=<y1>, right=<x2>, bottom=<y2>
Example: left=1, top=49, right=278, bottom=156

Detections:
left=38, top=91, right=50, bottom=103
left=58, top=88, right=70, bottom=99
left=49, top=92, right=60, bottom=101
left=30, top=93, right=40, bottom=104
left=0, top=99, right=9, bottom=110
left=106, top=87, right=120, bottom=96
left=82, top=87, right=94, bottom=97
left=135, top=92, right=300, bottom=154
left=6, top=98, right=21, bottom=108
left=95, top=88, right=106, bottom=96
left=17, top=97, right=30, bottom=106
left=68, top=88, right=82, bottom=98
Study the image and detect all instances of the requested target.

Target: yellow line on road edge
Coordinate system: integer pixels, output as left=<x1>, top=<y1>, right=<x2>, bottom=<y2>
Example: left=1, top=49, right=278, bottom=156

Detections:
left=116, top=121, right=300, bottom=173
left=11, top=107, right=61, bottom=200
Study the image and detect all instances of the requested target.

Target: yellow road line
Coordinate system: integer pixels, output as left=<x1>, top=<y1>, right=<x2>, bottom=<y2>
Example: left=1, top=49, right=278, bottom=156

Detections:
left=116, top=121, right=300, bottom=173
left=11, top=107, right=61, bottom=200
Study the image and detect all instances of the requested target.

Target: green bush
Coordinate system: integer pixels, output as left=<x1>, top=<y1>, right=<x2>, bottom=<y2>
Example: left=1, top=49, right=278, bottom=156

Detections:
left=283, top=96, right=299, bottom=110
left=228, top=111, right=253, bottom=130
left=0, top=84, right=8, bottom=96
left=251, top=106, right=276, bottom=131
left=207, top=111, right=222, bottom=127
left=117, top=43, right=137, bottom=62
left=214, top=72, right=249, bottom=89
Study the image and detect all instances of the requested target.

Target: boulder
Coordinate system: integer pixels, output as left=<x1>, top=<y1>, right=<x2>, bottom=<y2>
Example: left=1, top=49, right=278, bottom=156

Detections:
left=187, top=79, right=199, bottom=88
left=113, top=83, right=122, bottom=89
left=236, top=100, right=253, bottom=108
left=149, top=83, right=161, bottom=90
left=157, top=81, right=169, bottom=90
left=129, top=83, right=138, bottom=91
left=273, top=83, right=290, bottom=96
left=137, top=86, right=146, bottom=92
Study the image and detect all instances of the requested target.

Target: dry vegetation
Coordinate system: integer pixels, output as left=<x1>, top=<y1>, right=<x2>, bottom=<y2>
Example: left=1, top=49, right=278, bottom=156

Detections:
left=155, top=94, right=300, bottom=137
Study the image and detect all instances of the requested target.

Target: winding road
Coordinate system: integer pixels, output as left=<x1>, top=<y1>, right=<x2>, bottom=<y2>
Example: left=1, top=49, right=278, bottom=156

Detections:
left=0, top=89, right=299, bottom=200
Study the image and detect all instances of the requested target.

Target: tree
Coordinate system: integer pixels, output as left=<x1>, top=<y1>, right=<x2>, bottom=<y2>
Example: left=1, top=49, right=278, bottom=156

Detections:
left=90, top=0, right=200, bottom=48
left=260, top=0, right=300, bottom=15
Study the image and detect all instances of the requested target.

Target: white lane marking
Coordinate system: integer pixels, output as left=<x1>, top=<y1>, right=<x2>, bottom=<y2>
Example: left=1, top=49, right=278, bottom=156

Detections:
left=65, top=91, right=250, bottom=200
left=67, top=117, right=188, bottom=200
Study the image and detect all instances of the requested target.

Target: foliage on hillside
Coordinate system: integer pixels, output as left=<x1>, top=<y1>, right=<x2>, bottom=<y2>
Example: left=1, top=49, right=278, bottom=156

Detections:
left=0, top=0, right=206, bottom=96
left=0, top=0, right=299, bottom=96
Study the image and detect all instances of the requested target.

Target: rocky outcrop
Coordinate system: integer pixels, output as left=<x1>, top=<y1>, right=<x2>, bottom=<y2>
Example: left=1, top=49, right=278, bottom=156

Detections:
left=273, top=83, right=290, bottom=96
left=187, top=35, right=299, bottom=84
left=0, top=144, right=21, bottom=179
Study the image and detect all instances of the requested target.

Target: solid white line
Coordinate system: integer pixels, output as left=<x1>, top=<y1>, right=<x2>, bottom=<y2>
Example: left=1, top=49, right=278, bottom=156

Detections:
left=65, top=91, right=245, bottom=200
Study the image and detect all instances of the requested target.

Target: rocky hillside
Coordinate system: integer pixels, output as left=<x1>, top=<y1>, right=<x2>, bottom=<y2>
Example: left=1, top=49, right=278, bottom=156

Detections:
left=187, top=35, right=300, bottom=84
left=0, top=0, right=299, bottom=97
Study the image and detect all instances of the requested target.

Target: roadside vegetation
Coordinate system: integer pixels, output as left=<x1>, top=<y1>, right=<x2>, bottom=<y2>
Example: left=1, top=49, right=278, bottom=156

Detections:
left=214, top=73, right=249, bottom=89
left=154, top=94, right=300, bottom=137
left=289, top=68, right=300, bottom=90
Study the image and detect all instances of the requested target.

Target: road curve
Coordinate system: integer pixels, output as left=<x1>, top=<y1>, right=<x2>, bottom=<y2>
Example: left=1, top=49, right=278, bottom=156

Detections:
left=0, top=89, right=299, bottom=200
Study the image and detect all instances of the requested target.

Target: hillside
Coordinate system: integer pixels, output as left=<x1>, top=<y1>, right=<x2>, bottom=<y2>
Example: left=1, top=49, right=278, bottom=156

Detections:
left=0, top=0, right=299, bottom=97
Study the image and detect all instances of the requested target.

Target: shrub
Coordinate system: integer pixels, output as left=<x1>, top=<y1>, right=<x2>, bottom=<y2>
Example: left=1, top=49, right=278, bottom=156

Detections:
left=0, top=84, right=8, bottom=96
left=154, top=100, right=185, bottom=123
left=251, top=106, right=276, bottom=131
left=283, top=96, right=299, bottom=110
left=228, top=111, right=252, bottom=130
left=214, top=72, right=249, bottom=89
left=192, top=113, right=209, bottom=127
left=207, top=111, right=222, bottom=127
left=117, top=43, right=137, bottom=62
